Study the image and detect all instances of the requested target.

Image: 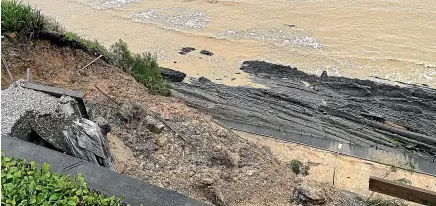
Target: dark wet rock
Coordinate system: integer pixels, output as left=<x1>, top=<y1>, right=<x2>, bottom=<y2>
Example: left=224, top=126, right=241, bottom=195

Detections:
left=173, top=61, right=436, bottom=157
left=200, top=50, right=214, bottom=56
left=160, top=67, right=186, bottom=82
left=320, top=71, right=328, bottom=79
left=199, top=77, right=212, bottom=84
left=179, top=47, right=196, bottom=55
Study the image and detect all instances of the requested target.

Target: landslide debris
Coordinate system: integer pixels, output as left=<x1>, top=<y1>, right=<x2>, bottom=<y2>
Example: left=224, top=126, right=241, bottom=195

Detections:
left=1, top=38, right=366, bottom=205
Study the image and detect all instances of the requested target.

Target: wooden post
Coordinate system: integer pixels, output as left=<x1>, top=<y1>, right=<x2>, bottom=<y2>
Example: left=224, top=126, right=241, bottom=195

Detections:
left=369, top=176, right=436, bottom=205
left=26, top=68, right=32, bottom=82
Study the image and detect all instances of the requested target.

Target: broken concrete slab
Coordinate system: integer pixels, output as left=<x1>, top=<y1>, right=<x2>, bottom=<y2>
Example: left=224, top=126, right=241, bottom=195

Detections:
left=2, top=81, right=115, bottom=170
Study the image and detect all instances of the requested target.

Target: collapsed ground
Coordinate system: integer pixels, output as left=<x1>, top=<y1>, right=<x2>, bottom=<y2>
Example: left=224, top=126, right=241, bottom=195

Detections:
left=1, top=38, right=368, bottom=205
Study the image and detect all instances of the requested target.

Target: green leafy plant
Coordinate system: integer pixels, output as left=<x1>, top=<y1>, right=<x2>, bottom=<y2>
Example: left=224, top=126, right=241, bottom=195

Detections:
left=1, top=0, right=61, bottom=37
left=1, top=153, right=126, bottom=205
left=394, top=178, right=412, bottom=185
left=287, top=159, right=309, bottom=176
left=366, top=198, right=407, bottom=206
left=110, top=40, right=171, bottom=96
left=406, top=162, right=416, bottom=172
left=1, top=0, right=44, bottom=37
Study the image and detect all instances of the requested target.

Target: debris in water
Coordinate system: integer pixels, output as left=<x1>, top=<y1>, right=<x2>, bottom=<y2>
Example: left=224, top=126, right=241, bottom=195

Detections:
left=200, top=50, right=214, bottom=56
left=179, top=47, right=196, bottom=55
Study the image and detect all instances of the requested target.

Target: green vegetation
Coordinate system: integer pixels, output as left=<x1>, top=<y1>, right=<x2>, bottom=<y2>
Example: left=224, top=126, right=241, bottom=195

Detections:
left=1, top=153, right=126, bottom=205
left=62, top=31, right=112, bottom=59
left=110, top=40, right=171, bottom=96
left=406, top=162, right=416, bottom=172
left=366, top=198, right=407, bottom=206
left=394, top=178, right=412, bottom=185
left=1, top=0, right=61, bottom=37
left=287, top=159, right=309, bottom=176
left=1, top=0, right=171, bottom=96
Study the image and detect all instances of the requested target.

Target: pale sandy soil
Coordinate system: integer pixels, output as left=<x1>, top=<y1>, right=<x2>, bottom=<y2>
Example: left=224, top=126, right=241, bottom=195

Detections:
left=236, top=130, right=436, bottom=204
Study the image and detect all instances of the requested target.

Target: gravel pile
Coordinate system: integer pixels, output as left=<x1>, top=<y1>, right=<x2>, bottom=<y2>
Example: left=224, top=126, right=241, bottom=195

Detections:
left=131, top=8, right=210, bottom=30
left=1, top=81, right=59, bottom=135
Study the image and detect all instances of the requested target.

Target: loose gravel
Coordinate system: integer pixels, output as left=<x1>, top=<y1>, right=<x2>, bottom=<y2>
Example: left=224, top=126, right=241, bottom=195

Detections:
left=1, top=81, right=59, bottom=135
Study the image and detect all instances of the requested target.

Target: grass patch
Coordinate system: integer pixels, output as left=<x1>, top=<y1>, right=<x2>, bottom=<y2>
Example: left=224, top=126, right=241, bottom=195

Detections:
left=62, top=31, right=111, bottom=59
left=287, top=159, right=309, bottom=176
left=1, top=0, right=61, bottom=37
left=1, top=152, right=126, bottom=205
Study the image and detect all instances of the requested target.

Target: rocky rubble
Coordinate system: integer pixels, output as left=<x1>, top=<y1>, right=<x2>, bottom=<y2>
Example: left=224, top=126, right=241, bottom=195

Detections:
left=1, top=39, right=370, bottom=205
left=86, top=97, right=365, bottom=205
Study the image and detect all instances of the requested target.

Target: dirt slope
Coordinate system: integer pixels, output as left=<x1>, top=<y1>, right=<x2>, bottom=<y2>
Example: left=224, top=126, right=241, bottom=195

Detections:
left=1, top=39, right=366, bottom=205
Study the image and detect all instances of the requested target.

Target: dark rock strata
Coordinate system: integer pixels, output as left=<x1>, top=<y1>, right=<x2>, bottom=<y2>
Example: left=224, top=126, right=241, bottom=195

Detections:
left=173, top=61, right=436, bottom=158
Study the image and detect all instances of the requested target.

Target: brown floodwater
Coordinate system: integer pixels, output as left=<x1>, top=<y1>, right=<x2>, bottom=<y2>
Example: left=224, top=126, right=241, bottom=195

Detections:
left=28, top=0, right=436, bottom=87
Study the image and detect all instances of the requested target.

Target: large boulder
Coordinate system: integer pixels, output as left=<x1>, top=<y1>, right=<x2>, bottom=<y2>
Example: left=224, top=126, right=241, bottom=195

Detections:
left=160, top=67, right=186, bottom=82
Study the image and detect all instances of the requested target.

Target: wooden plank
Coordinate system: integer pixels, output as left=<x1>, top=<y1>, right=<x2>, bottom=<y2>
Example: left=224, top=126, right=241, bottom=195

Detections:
left=369, top=176, right=436, bottom=205
left=22, top=83, right=89, bottom=119
left=23, top=82, right=84, bottom=99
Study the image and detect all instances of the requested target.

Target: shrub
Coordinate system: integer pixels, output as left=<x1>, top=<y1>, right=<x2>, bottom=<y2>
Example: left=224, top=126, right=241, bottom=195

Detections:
left=1, top=153, right=126, bottom=205
left=287, top=159, right=309, bottom=176
left=110, top=40, right=171, bottom=96
left=366, top=198, right=407, bottom=206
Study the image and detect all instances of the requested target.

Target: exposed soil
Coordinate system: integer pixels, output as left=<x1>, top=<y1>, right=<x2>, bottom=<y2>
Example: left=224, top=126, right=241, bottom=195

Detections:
left=1, top=39, right=364, bottom=205
left=236, top=130, right=436, bottom=206
left=172, top=61, right=436, bottom=158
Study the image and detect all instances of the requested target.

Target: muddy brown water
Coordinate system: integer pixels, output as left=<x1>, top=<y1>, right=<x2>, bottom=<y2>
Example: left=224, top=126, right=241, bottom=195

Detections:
left=28, top=0, right=436, bottom=87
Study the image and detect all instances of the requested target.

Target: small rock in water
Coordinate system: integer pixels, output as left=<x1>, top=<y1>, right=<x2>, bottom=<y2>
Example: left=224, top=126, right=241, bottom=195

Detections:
left=320, top=71, right=328, bottom=79
left=200, top=50, right=214, bottom=56
left=179, top=47, right=196, bottom=55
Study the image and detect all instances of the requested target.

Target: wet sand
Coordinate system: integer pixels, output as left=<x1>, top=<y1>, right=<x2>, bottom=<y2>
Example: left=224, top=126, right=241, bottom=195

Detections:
left=28, top=0, right=436, bottom=87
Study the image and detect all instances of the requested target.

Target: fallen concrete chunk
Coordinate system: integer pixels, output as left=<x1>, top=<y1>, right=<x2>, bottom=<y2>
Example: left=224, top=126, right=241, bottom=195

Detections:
left=145, top=115, right=165, bottom=134
left=1, top=81, right=115, bottom=171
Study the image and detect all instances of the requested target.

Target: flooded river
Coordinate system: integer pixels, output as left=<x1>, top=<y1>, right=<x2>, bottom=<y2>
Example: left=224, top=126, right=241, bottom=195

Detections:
left=28, top=0, right=436, bottom=87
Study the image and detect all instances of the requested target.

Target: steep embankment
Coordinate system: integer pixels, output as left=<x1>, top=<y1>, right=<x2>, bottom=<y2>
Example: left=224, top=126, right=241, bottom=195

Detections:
left=172, top=61, right=436, bottom=158
left=1, top=38, right=365, bottom=205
